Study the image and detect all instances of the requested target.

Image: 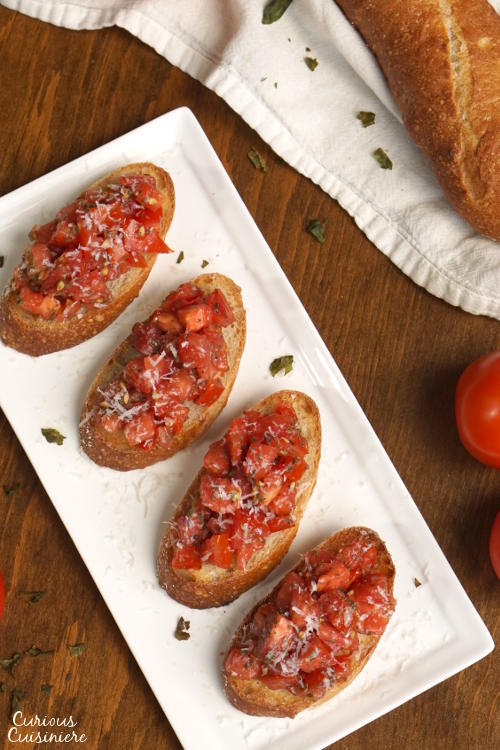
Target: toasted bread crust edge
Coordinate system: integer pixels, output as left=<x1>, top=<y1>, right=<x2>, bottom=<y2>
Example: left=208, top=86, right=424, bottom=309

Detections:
left=79, top=273, right=246, bottom=471
left=222, top=526, right=395, bottom=718
left=0, top=162, right=175, bottom=356
left=157, top=390, right=322, bottom=608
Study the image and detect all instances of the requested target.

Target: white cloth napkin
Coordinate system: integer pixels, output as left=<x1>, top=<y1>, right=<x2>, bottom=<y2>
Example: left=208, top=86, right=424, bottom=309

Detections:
left=3, top=0, right=500, bottom=318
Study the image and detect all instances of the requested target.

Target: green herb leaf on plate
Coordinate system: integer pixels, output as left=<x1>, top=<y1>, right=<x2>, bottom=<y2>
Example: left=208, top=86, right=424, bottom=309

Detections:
left=305, top=57, right=318, bottom=71
left=174, top=616, right=190, bottom=641
left=414, top=577, right=422, bottom=588
left=0, top=256, right=4, bottom=268
left=176, top=250, right=184, bottom=264
left=269, top=355, right=294, bottom=377
left=201, top=260, right=209, bottom=269
left=306, top=219, right=327, bottom=244
left=262, top=0, right=293, bottom=25
left=357, top=111, right=376, bottom=128
left=41, top=428, right=65, bottom=445
left=373, top=147, right=392, bottom=169
left=248, top=148, right=268, bottom=173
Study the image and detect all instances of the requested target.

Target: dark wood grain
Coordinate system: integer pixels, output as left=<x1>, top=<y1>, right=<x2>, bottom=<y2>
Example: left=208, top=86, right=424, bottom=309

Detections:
left=0, top=6, right=498, bottom=750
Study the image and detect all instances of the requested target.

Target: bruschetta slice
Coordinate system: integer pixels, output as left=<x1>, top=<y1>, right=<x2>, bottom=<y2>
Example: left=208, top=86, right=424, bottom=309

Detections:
left=157, top=390, right=321, bottom=608
left=80, top=273, right=246, bottom=470
left=0, top=162, right=175, bottom=355
left=222, top=527, right=395, bottom=717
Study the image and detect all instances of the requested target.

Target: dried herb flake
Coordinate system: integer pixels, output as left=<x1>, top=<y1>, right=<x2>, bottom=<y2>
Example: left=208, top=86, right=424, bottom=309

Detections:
left=41, top=428, right=65, bottom=445
left=176, top=251, right=184, bottom=264
left=357, top=111, right=376, bottom=128
left=0, top=653, right=22, bottom=675
left=0, top=256, right=4, bottom=268
left=3, top=483, right=20, bottom=496
left=25, top=645, right=54, bottom=657
left=201, top=260, right=209, bottom=268
left=41, top=684, right=52, bottom=695
left=305, top=57, right=318, bottom=71
left=306, top=219, right=327, bottom=245
left=10, top=688, right=26, bottom=724
left=174, top=616, right=190, bottom=641
left=0, top=682, right=6, bottom=693
left=262, top=0, right=293, bottom=25
left=414, top=577, right=422, bottom=588
left=248, top=147, right=268, bottom=173
left=19, top=590, right=44, bottom=604
left=373, top=147, right=392, bottom=170
left=269, top=355, right=294, bottom=377
left=68, top=643, right=86, bottom=657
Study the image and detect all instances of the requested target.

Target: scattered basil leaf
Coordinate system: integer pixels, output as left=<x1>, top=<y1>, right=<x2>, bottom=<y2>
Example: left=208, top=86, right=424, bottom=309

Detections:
left=274, top=81, right=278, bottom=88
left=260, top=76, right=268, bottom=82
left=248, top=147, right=268, bottom=173
left=19, top=590, right=44, bottom=604
left=262, top=0, right=293, bottom=25
left=174, top=616, right=190, bottom=641
left=305, top=46, right=311, bottom=52
left=41, top=428, right=65, bottom=445
left=68, top=643, right=86, bottom=657
left=25, top=645, right=54, bottom=657
left=201, top=260, right=209, bottom=269
left=41, top=684, right=52, bottom=695
left=269, top=355, right=294, bottom=377
left=0, top=256, right=4, bottom=268
left=288, top=37, right=291, bottom=43
left=373, top=147, right=392, bottom=170
left=0, top=682, right=6, bottom=693
left=0, top=653, right=21, bottom=675
left=10, top=688, right=26, bottom=724
left=3, top=483, right=20, bottom=496
left=357, top=111, right=376, bottom=128
left=306, top=219, right=327, bottom=244
left=176, top=250, right=184, bottom=264
left=414, top=577, right=422, bottom=588
left=305, top=57, right=318, bottom=71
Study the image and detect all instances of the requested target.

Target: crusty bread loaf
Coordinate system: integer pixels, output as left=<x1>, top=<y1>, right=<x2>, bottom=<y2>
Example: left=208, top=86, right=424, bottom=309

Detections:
left=80, top=273, right=246, bottom=471
left=0, top=162, right=175, bottom=356
left=336, top=0, right=500, bottom=239
left=157, top=390, right=321, bottom=608
left=223, top=526, right=395, bottom=718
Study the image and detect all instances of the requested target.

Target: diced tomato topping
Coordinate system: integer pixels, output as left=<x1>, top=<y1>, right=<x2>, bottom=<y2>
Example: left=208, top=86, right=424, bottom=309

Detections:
left=30, top=242, right=53, bottom=272
left=171, top=545, right=202, bottom=570
left=317, top=561, right=352, bottom=592
left=243, top=442, right=280, bottom=480
left=50, top=219, right=79, bottom=247
left=156, top=369, right=195, bottom=403
left=154, top=311, right=183, bottom=335
left=132, top=320, right=165, bottom=354
left=177, top=303, right=213, bottom=332
left=200, top=473, right=240, bottom=514
left=225, top=649, right=261, bottom=680
left=319, top=590, right=355, bottom=634
left=194, top=379, right=224, bottom=406
left=203, top=439, right=231, bottom=476
left=101, top=414, right=121, bottom=433
left=226, top=418, right=248, bottom=465
left=349, top=574, right=394, bottom=635
left=298, top=636, right=334, bottom=673
left=134, top=354, right=173, bottom=394
left=275, top=572, right=304, bottom=612
left=32, top=220, right=56, bottom=244
left=260, top=672, right=299, bottom=691
left=178, top=332, right=219, bottom=381
left=205, top=289, right=235, bottom=326
left=256, top=614, right=296, bottom=659
left=162, top=283, right=204, bottom=313
left=301, top=669, right=329, bottom=699
left=201, top=533, right=233, bottom=568
left=123, top=410, right=156, bottom=446
left=289, top=588, right=320, bottom=629
left=176, top=513, right=204, bottom=546
left=64, top=269, right=111, bottom=305
left=268, top=486, right=296, bottom=516
left=19, top=287, right=61, bottom=319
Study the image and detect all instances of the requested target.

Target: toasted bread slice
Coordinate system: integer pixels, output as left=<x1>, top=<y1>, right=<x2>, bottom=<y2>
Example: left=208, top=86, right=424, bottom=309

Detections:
left=0, top=162, right=175, bottom=356
left=223, top=526, right=395, bottom=718
left=157, top=390, right=321, bottom=608
left=80, top=273, right=246, bottom=471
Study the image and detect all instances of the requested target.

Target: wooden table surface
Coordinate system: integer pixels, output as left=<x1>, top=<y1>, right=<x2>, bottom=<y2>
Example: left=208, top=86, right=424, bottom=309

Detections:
left=0, top=6, right=498, bottom=750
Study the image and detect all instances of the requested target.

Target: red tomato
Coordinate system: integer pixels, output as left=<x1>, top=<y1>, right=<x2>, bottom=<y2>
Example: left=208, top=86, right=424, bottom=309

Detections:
left=200, top=473, right=239, bottom=514
left=194, top=379, right=224, bottom=406
left=203, top=439, right=231, bottom=476
left=298, top=636, right=333, bottom=673
left=19, top=287, right=61, bottom=319
left=316, top=561, right=352, bottom=592
left=455, top=352, right=500, bottom=467
left=177, top=303, right=213, bottom=332
left=176, top=513, right=204, bottom=546
left=225, top=648, right=260, bottom=679
left=201, top=533, right=233, bottom=569
left=350, top=574, right=394, bottom=635
left=30, top=242, right=53, bottom=272
left=226, top=417, right=248, bottom=465
left=243, top=442, right=280, bottom=480
left=178, top=332, right=220, bottom=381
left=489, top=510, right=500, bottom=579
left=319, top=590, right=355, bottom=633
left=275, top=571, right=304, bottom=612
left=268, top=486, right=296, bottom=516
left=154, top=311, right=183, bottom=335
left=289, top=588, right=320, bottom=629
left=257, top=614, right=296, bottom=658
left=205, top=289, right=235, bottom=326
left=171, top=544, right=202, bottom=570
left=123, top=410, right=156, bottom=447
left=0, top=568, right=4, bottom=621
left=260, top=672, right=299, bottom=691
left=132, top=320, right=165, bottom=354
left=162, top=283, right=204, bottom=313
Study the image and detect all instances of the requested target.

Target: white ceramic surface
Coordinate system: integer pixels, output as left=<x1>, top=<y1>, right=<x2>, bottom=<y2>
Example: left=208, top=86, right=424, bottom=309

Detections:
left=0, top=108, right=493, bottom=750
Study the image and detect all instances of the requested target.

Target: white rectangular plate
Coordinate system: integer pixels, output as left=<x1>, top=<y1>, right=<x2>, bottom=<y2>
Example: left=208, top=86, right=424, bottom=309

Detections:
left=0, top=108, right=493, bottom=750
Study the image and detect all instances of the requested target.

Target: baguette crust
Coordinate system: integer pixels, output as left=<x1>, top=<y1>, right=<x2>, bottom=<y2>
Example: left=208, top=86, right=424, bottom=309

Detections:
left=336, top=0, right=500, bottom=239
left=79, top=273, right=246, bottom=471
left=157, top=390, right=321, bottom=608
left=0, top=162, right=175, bottom=355
left=223, top=526, right=395, bottom=718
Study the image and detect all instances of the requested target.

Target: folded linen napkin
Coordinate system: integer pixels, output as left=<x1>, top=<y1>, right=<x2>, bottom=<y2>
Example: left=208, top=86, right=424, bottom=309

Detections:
left=2, top=0, right=500, bottom=318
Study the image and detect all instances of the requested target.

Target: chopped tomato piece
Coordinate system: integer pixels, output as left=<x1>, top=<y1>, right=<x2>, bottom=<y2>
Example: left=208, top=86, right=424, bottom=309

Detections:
left=19, top=287, right=61, bottom=319
left=154, top=311, right=183, bottom=335
left=289, top=588, right=320, bottom=629
left=177, top=303, right=213, bottom=332
left=305, top=549, right=338, bottom=578
left=194, top=379, right=224, bottom=406
left=284, top=457, right=307, bottom=483
left=243, top=442, right=280, bottom=480
left=225, top=649, right=260, bottom=680
left=30, top=242, right=53, bottom=272
left=171, top=544, right=202, bottom=570
left=136, top=353, right=174, bottom=394
left=201, top=533, right=233, bottom=568
left=350, top=574, right=394, bottom=635
left=123, top=410, right=156, bottom=446
left=226, top=418, right=248, bottom=465
left=65, top=269, right=111, bottom=305
left=316, top=561, right=352, bottom=592
left=203, top=439, right=231, bottom=476
left=268, top=486, right=296, bottom=516
left=176, top=513, right=204, bottom=546
left=319, top=590, right=355, bottom=634
left=153, top=400, right=189, bottom=435
left=178, top=332, right=219, bottom=381
left=298, top=636, right=334, bottom=673
left=203, top=327, right=228, bottom=372
left=205, top=289, right=235, bottom=326
left=50, top=219, right=79, bottom=247
left=316, top=621, right=355, bottom=652
left=32, top=220, right=56, bottom=244
left=257, top=614, right=296, bottom=659
left=200, top=473, right=240, bottom=514
left=156, top=369, right=195, bottom=403
left=162, top=283, right=204, bottom=313
left=100, top=414, right=121, bottom=433
left=275, top=572, right=304, bottom=612
left=301, top=669, right=330, bottom=699
left=132, top=320, right=165, bottom=354
left=260, top=672, right=299, bottom=691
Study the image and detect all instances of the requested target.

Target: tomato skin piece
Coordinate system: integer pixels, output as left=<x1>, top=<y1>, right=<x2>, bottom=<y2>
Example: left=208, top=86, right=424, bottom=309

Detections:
left=203, top=439, right=231, bottom=476
left=201, top=533, right=233, bottom=568
left=123, top=410, right=156, bottom=447
left=298, top=636, right=334, bottom=673
left=177, top=303, right=213, bottom=332
left=194, top=379, right=224, bottom=406
left=171, top=545, right=202, bottom=570
left=243, top=442, right=280, bottom=480
left=455, top=352, right=500, bottom=468
left=260, top=672, right=299, bottom=691
left=19, top=287, right=61, bottom=319
left=225, top=648, right=261, bottom=679
left=316, top=561, right=352, bottom=592
left=205, top=289, right=235, bottom=326
left=489, top=510, right=500, bottom=579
